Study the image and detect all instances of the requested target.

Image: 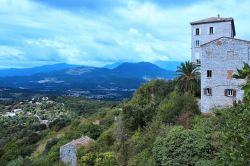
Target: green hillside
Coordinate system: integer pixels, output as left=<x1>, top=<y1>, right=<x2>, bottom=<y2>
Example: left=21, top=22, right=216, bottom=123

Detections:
left=0, top=80, right=249, bottom=166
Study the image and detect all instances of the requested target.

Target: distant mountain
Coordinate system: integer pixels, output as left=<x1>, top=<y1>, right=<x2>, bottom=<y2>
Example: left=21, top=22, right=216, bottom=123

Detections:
left=104, top=61, right=182, bottom=71
left=0, top=62, right=176, bottom=100
left=0, top=63, right=80, bottom=77
left=103, top=62, right=123, bottom=69
left=113, top=62, right=173, bottom=78
left=153, top=61, right=182, bottom=71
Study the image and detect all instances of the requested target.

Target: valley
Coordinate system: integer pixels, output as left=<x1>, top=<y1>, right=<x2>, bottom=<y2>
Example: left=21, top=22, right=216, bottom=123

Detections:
left=0, top=62, right=176, bottom=101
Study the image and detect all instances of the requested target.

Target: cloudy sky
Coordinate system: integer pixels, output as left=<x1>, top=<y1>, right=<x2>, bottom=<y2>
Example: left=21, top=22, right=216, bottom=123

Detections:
left=1, top=0, right=250, bottom=68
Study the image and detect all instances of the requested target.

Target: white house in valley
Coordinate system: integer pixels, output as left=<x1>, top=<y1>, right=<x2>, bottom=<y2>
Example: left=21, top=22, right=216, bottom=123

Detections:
left=190, top=15, right=249, bottom=112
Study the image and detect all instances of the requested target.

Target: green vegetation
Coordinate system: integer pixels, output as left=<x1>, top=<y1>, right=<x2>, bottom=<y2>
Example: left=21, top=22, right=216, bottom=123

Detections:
left=233, top=62, right=250, bottom=101
left=176, top=61, right=200, bottom=96
left=0, top=62, right=249, bottom=165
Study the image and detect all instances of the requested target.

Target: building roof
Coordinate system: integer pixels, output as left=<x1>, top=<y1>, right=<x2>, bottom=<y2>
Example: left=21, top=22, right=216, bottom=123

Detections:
left=201, top=36, right=250, bottom=47
left=190, top=16, right=236, bottom=36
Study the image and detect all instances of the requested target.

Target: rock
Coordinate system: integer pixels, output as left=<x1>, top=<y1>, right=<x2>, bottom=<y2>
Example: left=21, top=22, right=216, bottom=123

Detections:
left=60, top=136, right=93, bottom=166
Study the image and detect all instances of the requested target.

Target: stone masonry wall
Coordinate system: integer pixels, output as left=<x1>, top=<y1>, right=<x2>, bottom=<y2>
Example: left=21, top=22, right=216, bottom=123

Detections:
left=191, top=21, right=233, bottom=62
left=201, top=37, right=250, bottom=112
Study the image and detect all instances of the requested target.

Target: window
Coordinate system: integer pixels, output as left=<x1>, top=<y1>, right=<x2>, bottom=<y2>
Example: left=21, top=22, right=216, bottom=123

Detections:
left=207, top=70, right=212, bottom=78
left=224, top=89, right=236, bottom=97
left=196, top=59, right=201, bottom=65
left=195, top=28, right=200, bottom=35
left=209, top=27, right=214, bottom=34
left=195, top=40, right=200, bottom=47
left=204, top=88, right=212, bottom=96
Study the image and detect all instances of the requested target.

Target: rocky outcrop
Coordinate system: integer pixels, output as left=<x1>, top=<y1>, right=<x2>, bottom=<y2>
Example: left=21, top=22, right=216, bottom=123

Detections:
left=60, top=136, right=93, bottom=166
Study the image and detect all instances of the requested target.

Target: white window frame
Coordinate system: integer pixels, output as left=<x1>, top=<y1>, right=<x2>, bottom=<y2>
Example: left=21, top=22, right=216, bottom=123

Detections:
left=227, top=89, right=233, bottom=96
left=195, top=40, right=200, bottom=47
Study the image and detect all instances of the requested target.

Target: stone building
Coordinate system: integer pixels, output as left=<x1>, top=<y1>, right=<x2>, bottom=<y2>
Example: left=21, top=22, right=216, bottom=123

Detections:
left=60, top=136, right=93, bottom=166
left=191, top=16, right=250, bottom=112
left=201, top=37, right=249, bottom=112
left=190, top=15, right=235, bottom=64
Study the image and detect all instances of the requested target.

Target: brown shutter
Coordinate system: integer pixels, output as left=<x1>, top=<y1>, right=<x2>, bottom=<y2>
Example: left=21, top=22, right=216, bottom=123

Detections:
left=233, top=89, right=236, bottom=97
left=224, top=89, right=227, bottom=96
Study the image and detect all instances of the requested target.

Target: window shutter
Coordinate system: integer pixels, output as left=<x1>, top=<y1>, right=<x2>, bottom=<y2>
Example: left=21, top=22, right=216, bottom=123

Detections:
left=233, top=89, right=236, bottom=97
left=193, top=28, right=196, bottom=36
left=210, top=88, right=212, bottom=95
left=204, top=88, right=207, bottom=95
left=199, top=28, right=201, bottom=35
left=224, top=89, right=227, bottom=96
left=207, top=27, right=210, bottom=35
left=213, top=27, right=215, bottom=34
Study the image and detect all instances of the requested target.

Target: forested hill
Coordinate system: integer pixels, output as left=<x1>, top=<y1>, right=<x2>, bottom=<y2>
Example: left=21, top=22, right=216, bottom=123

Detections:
left=0, top=80, right=249, bottom=165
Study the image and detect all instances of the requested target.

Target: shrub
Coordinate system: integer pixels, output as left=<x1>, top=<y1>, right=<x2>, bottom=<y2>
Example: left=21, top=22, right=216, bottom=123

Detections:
left=44, top=138, right=59, bottom=154
left=97, top=129, right=115, bottom=151
left=122, top=80, right=175, bottom=130
left=128, top=149, right=157, bottom=166
left=214, top=103, right=250, bottom=165
left=95, top=152, right=118, bottom=166
left=158, top=91, right=200, bottom=125
left=79, top=152, right=96, bottom=166
left=153, top=126, right=213, bottom=166
left=49, top=118, right=70, bottom=132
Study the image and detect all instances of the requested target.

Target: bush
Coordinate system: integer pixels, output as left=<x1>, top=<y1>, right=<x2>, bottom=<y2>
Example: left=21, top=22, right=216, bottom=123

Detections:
left=79, top=152, right=117, bottom=166
left=158, top=91, right=200, bottom=125
left=128, top=149, right=157, bottom=166
left=153, top=126, right=213, bottom=166
left=44, top=138, right=59, bottom=154
left=97, top=129, right=115, bottom=152
left=79, top=152, right=96, bottom=166
left=81, top=124, right=103, bottom=140
left=95, top=152, right=118, bottom=166
left=122, top=80, right=175, bottom=130
left=49, top=118, right=70, bottom=132
left=214, top=103, right=250, bottom=165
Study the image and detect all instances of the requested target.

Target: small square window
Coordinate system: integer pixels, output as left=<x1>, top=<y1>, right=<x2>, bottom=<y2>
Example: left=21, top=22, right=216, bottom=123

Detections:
left=207, top=70, right=212, bottom=78
left=209, top=27, right=214, bottom=34
left=204, top=88, right=212, bottom=96
left=225, top=89, right=236, bottom=97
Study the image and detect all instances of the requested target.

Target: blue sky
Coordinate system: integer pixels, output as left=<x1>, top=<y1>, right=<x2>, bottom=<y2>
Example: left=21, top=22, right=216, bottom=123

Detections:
left=1, top=0, right=250, bottom=68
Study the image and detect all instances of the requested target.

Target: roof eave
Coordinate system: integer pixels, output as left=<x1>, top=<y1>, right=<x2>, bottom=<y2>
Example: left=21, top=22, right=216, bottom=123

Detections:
left=190, top=19, right=236, bottom=37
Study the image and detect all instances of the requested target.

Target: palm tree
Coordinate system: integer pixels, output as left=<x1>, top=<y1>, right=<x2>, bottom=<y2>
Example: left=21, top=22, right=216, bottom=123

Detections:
left=233, top=62, right=250, bottom=101
left=176, top=61, right=200, bottom=95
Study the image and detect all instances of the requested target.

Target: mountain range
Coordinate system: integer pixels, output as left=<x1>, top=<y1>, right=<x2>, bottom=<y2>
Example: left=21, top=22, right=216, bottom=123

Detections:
left=0, top=62, right=177, bottom=100
left=0, top=63, right=80, bottom=77
left=104, top=61, right=181, bottom=71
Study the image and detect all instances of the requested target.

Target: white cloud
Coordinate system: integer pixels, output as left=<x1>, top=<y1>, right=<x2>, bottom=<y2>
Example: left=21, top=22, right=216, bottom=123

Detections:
left=0, top=0, right=250, bottom=68
left=0, top=46, right=26, bottom=60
